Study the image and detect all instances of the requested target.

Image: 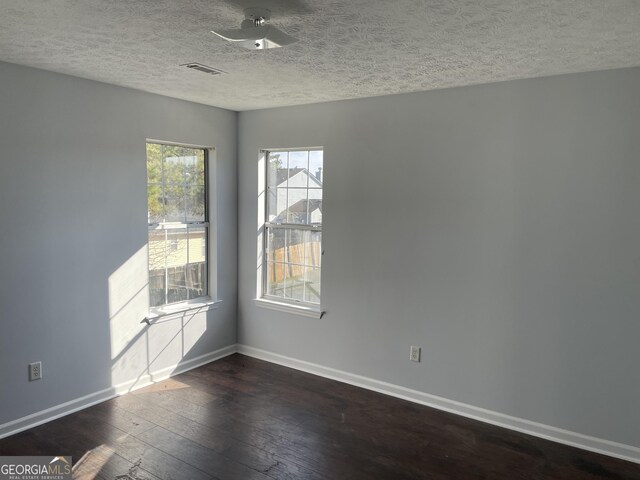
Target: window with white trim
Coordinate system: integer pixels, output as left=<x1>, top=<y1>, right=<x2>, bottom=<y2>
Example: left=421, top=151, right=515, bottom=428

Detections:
left=146, top=142, right=209, bottom=308
left=262, top=148, right=323, bottom=307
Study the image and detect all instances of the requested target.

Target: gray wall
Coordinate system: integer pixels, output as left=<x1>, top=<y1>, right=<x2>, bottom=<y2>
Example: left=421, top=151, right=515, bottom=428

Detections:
left=0, top=62, right=237, bottom=425
left=2, top=58, right=639, bottom=450
left=238, top=67, right=640, bottom=447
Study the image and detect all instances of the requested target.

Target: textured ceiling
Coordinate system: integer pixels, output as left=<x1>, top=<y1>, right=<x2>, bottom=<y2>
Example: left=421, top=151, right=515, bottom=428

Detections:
left=1, top=0, right=639, bottom=111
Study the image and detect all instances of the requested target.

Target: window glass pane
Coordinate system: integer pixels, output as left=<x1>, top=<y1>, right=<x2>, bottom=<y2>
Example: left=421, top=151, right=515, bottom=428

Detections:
left=165, top=229, right=187, bottom=268
left=267, top=227, right=287, bottom=263
left=303, top=231, right=322, bottom=268
left=164, top=185, right=186, bottom=222
left=272, top=188, right=287, bottom=223
left=283, top=229, right=291, bottom=264
left=149, top=229, right=166, bottom=307
left=147, top=184, right=164, bottom=224
left=288, top=150, right=308, bottom=176
left=266, top=228, right=274, bottom=263
left=308, top=198, right=322, bottom=224
left=304, top=267, right=321, bottom=304
left=149, top=276, right=166, bottom=307
left=188, top=227, right=207, bottom=264
left=161, top=144, right=180, bottom=159
left=186, top=185, right=205, bottom=222
left=184, top=151, right=205, bottom=186
left=146, top=144, right=163, bottom=184
left=266, top=262, right=285, bottom=297
left=167, top=266, right=188, bottom=303
left=148, top=229, right=166, bottom=270
left=267, top=188, right=278, bottom=222
left=309, top=150, right=323, bottom=186
left=197, top=150, right=206, bottom=185
left=186, top=263, right=206, bottom=300
left=286, top=188, right=310, bottom=224
left=165, top=229, right=188, bottom=303
left=286, top=229, right=305, bottom=266
left=284, top=262, right=305, bottom=301
left=284, top=198, right=322, bottom=226
left=287, top=165, right=308, bottom=188
left=163, top=154, right=186, bottom=184
left=273, top=228, right=310, bottom=300
left=301, top=230, right=310, bottom=266
left=290, top=229, right=306, bottom=262
left=268, top=152, right=287, bottom=189
left=308, top=176, right=323, bottom=192
left=308, top=150, right=323, bottom=224
left=186, top=227, right=207, bottom=300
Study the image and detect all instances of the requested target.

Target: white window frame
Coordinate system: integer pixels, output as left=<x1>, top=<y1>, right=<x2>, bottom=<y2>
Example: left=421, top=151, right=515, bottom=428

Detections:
left=255, top=148, right=324, bottom=317
left=146, top=140, right=219, bottom=319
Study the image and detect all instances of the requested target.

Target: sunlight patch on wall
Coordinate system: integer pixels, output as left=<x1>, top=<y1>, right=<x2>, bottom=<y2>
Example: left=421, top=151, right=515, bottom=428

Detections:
left=109, top=245, right=151, bottom=389
left=108, top=245, right=149, bottom=361
left=108, top=244, right=211, bottom=392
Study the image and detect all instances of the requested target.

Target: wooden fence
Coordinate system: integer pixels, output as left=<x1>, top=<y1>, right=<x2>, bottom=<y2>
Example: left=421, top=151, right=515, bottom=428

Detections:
left=267, top=241, right=321, bottom=283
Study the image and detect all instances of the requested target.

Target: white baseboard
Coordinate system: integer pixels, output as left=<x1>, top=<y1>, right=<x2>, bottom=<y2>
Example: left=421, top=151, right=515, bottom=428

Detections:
left=237, top=344, right=640, bottom=465
left=0, top=344, right=237, bottom=440
left=0, top=387, right=117, bottom=441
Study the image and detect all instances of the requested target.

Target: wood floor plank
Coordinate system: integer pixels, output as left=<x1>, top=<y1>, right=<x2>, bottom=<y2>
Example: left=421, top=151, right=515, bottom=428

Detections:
left=74, top=402, right=157, bottom=437
left=1, top=353, right=639, bottom=480
left=72, top=447, right=161, bottom=480
left=107, top=431, right=214, bottom=480
left=136, top=425, right=273, bottom=480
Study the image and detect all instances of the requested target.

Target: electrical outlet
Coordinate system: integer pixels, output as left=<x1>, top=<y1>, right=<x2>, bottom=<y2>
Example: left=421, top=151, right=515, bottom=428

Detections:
left=29, top=362, right=42, bottom=381
left=410, top=346, right=421, bottom=363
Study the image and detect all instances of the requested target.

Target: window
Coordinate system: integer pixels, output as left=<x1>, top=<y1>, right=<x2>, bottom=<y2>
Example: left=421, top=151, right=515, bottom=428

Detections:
left=262, top=148, right=323, bottom=308
left=146, top=142, right=209, bottom=308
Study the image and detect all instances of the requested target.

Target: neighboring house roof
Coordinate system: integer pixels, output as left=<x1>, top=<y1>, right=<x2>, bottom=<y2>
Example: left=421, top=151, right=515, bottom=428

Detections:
left=274, top=198, right=323, bottom=224
left=275, top=168, right=322, bottom=187
left=276, top=168, right=305, bottom=185
left=289, top=198, right=322, bottom=214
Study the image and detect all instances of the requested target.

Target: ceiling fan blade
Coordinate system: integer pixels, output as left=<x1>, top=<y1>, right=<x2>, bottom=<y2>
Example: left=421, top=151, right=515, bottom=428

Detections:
left=261, top=27, right=298, bottom=46
left=212, top=25, right=297, bottom=49
left=212, top=26, right=268, bottom=42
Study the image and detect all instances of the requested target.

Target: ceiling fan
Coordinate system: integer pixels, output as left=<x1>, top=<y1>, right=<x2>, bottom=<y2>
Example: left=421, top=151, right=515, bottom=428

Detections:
left=212, top=7, right=298, bottom=50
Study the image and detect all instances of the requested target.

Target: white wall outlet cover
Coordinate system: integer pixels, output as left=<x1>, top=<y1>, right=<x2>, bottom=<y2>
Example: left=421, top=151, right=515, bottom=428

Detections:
left=29, top=362, right=42, bottom=381
left=410, top=346, right=421, bottom=362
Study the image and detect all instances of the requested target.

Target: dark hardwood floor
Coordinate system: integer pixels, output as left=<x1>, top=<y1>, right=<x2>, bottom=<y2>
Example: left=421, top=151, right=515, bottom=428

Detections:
left=1, top=354, right=639, bottom=479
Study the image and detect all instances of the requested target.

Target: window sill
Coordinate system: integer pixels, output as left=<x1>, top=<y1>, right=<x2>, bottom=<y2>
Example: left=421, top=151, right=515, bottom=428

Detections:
left=145, top=298, right=222, bottom=323
left=254, top=298, right=324, bottom=318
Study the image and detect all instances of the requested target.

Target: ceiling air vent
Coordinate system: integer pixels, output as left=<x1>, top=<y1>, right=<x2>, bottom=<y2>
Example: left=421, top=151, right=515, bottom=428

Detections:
left=182, top=63, right=226, bottom=75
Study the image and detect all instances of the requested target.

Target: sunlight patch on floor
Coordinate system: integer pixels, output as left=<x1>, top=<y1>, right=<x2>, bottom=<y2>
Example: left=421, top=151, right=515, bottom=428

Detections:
left=71, top=444, right=115, bottom=479
left=133, top=378, right=191, bottom=394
